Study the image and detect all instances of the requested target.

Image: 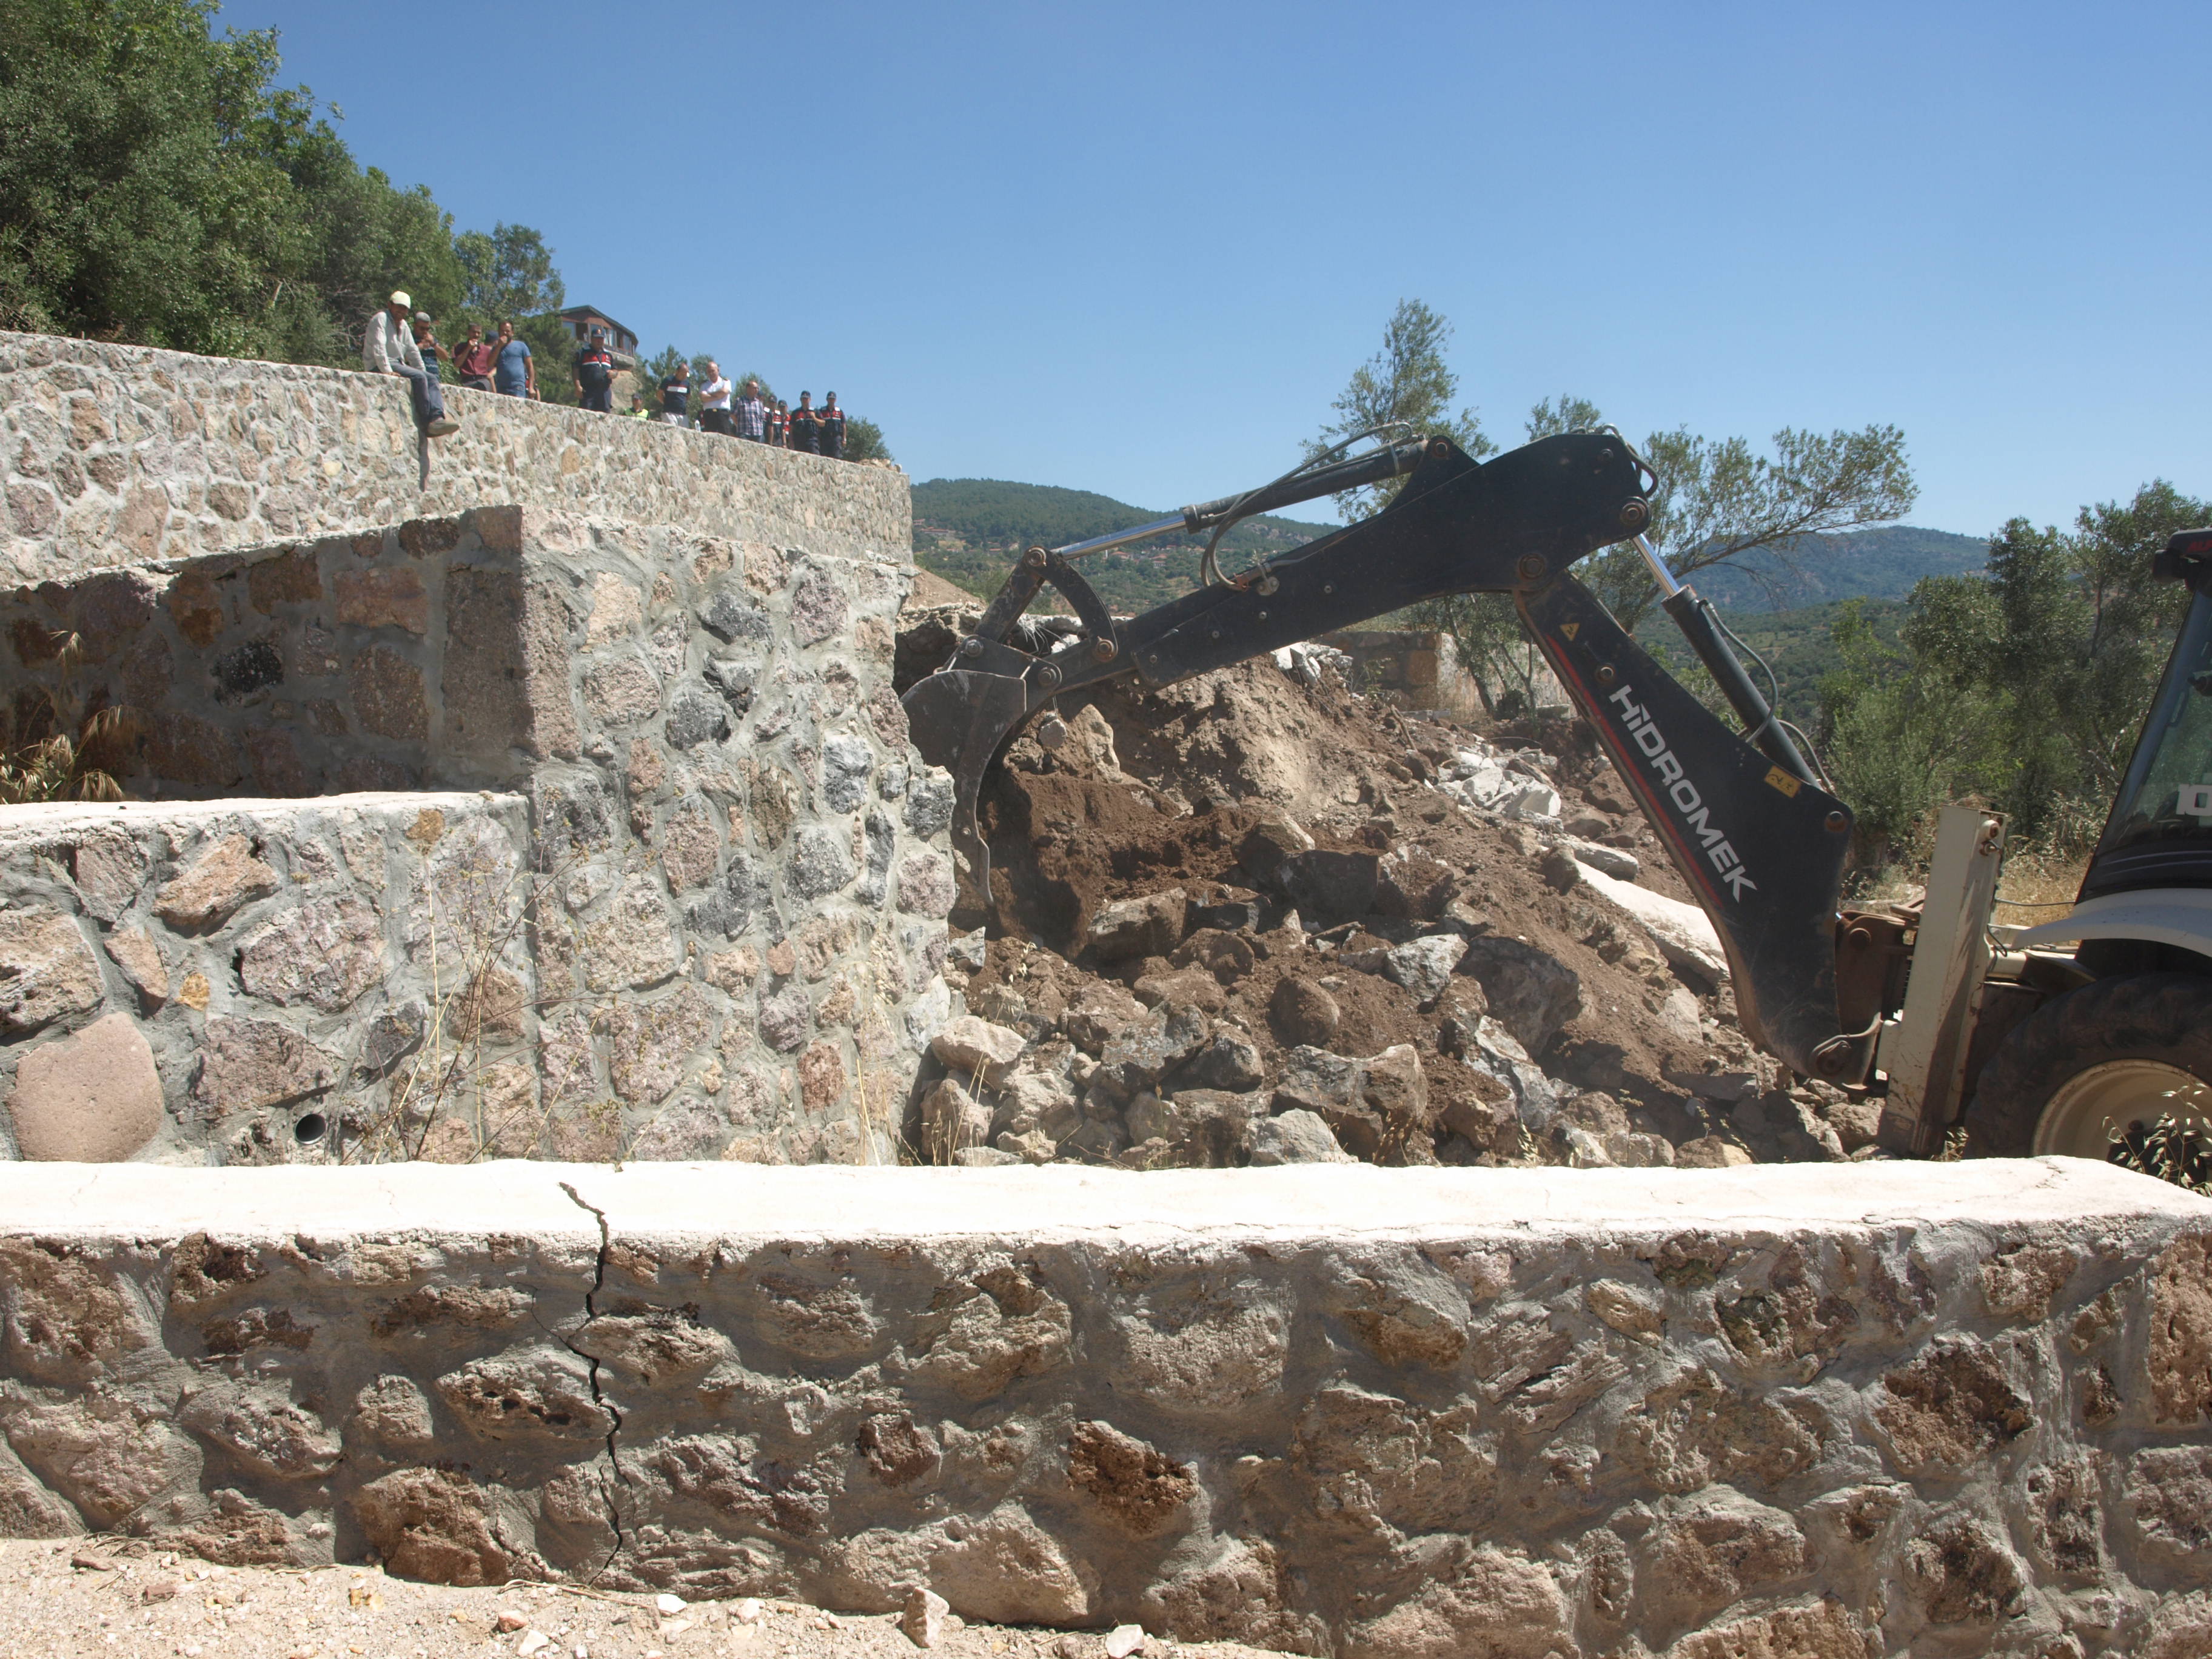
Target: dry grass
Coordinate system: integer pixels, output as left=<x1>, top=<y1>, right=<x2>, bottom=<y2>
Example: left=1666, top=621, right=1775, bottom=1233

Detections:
left=1994, top=844, right=2093, bottom=918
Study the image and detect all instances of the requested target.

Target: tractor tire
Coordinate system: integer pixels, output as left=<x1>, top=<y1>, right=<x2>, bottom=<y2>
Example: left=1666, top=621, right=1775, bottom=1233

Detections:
left=1962, top=972, right=2212, bottom=1158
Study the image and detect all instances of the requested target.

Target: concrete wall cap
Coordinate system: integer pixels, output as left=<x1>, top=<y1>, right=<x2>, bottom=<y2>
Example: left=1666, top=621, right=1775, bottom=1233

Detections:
left=0, top=1157, right=2200, bottom=1250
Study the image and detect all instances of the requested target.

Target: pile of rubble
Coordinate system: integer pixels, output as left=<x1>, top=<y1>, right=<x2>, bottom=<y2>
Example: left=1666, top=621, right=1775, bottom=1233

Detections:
left=895, top=593, right=1880, bottom=1173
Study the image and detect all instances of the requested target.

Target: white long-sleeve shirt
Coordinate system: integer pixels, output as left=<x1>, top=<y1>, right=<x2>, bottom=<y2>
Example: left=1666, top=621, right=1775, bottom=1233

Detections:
left=363, top=309, right=426, bottom=374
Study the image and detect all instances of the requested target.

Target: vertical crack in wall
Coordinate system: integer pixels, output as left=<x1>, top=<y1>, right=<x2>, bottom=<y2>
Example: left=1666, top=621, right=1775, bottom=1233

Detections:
left=558, top=1181, right=631, bottom=1578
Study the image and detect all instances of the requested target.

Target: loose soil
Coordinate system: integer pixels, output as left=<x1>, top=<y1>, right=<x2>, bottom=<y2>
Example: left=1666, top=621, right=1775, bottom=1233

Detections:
left=0, top=1539, right=1275, bottom=1659
left=898, top=599, right=1864, bottom=1167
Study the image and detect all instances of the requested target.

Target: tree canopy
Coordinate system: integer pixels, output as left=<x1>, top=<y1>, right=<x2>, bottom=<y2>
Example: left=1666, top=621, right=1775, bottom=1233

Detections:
left=0, top=2, right=887, bottom=443
left=1822, top=480, right=2206, bottom=856
left=0, top=0, right=468, bottom=362
left=1307, top=299, right=1495, bottom=517
left=1310, top=300, right=1919, bottom=716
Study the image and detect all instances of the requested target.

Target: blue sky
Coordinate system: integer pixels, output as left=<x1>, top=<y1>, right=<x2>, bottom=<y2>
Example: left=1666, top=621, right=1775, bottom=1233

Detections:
left=225, top=1, right=2210, bottom=537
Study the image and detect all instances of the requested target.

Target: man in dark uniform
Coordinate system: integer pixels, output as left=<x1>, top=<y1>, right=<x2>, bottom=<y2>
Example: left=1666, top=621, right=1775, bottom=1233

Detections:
left=788, top=391, right=819, bottom=455
left=574, top=330, right=615, bottom=412
left=819, top=392, right=848, bottom=460
left=659, top=362, right=691, bottom=426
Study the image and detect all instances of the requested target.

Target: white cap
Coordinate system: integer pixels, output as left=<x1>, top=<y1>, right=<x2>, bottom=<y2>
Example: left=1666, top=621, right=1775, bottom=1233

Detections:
left=388, top=290, right=412, bottom=309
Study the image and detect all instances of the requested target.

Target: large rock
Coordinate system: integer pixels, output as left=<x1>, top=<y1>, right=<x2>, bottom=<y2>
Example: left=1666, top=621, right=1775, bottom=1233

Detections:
left=68, top=834, right=146, bottom=923
left=0, top=908, right=102, bottom=1036
left=6, top=1013, right=163, bottom=1162
left=1276, top=850, right=1379, bottom=925
left=1064, top=980, right=1147, bottom=1055
left=1577, top=861, right=1729, bottom=984
left=1375, top=845, right=1456, bottom=920
left=1382, top=934, right=1469, bottom=1004
left=102, top=926, right=167, bottom=1004
left=1269, top=976, right=1341, bottom=1047
left=1274, top=1042, right=1432, bottom=1161
left=1087, top=890, right=1190, bottom=962
left=922, top=1077, right=993, bottom=1163
left=1101, top=1005, right=1210, bottom=1090
left=1237, top=814, right=1315, bottom=880
left=1127, top=1090, right=1259, bottom=1167
left=353, top=1468, right=512, bottom=1586
left=605, top=987, right=714, bottom=1105
left=153, top=834, right=278, bottom=930
left=1344, top=1544, right=1575, bottom=1659
left=1456, top=936, right=1582, bottom=1055
left=932, top=1017, right=1027, bottom=1087
left=1174, top=1030, right=1265, bottom=1093
left=191, top=1017, right=336, bottom=1116
left=1248, top=1108, right=1353, bottom=1165
left=580, top=876, right=682, bottom=991
left=235, top=897, right=384, bottom=1011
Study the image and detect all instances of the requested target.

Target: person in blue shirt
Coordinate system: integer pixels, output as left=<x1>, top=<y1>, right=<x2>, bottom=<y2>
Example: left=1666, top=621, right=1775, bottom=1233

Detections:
left=492, top=320, right=535, bottom=398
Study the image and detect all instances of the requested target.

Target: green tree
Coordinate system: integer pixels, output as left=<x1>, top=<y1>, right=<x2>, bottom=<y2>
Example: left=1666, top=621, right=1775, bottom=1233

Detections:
left=1525, top=397, right=1919, bottom=633
left=1308, top=298, right=1495, bottom=518
left=844, top=417, right=891, bottom=463
left=0, top=0, right=546, bottom=374
left=1818, top=597, right=2000, bottom=860
left=1821, top=480, right=2207, bottom=854
left=454, top=223, right=563, bottom=326
left=1316, top=306, right=1917, bottom=715
left=0, top=0, right=306, bottom=353
left=1313, top=300, right=1522, bottom=708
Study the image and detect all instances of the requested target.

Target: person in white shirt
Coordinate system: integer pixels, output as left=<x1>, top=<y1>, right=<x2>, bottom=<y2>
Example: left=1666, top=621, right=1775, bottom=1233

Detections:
left=363, top=290, right=458, bottom=437
left=698, top=361, right=734, bottom=436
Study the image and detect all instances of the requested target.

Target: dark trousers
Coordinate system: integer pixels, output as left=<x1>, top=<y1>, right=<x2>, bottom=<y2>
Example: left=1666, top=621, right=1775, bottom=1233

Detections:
left=580, top=383, right=612, bottom=412
left=700, top=408, right=734, bottom=435
left=394, top=365, right=445, bottom=428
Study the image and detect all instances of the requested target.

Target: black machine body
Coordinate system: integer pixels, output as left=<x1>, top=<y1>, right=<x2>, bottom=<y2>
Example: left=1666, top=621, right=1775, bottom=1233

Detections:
left=899, top=429, right=1857, bottom=1078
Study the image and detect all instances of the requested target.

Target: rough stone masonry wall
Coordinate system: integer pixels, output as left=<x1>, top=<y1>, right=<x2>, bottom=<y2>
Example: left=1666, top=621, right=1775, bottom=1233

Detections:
left=0, top=503, right=957, bottom=1165
left=0, top=339, right=954, bottom=1167
left=0, top=330, right=908, bottom=583
left=1, top=1160, right=2210, bottom=1658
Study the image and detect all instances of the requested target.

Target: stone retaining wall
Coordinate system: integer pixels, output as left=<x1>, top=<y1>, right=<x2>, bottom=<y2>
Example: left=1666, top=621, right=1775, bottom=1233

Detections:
left=0, top=330, right=908, bottom=582
left=0, top=408, right=954, bottom=1166
left=1, top=1159, right=2208, bottom=1657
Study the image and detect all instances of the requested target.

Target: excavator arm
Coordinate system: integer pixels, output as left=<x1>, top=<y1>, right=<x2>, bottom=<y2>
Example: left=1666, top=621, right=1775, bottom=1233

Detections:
left=901, top=431, right=1859, bottom=1078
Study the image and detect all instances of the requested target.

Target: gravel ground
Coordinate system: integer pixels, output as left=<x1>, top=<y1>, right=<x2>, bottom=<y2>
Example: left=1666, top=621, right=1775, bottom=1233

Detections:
left=0, top=1540, right=1287, bottom=1659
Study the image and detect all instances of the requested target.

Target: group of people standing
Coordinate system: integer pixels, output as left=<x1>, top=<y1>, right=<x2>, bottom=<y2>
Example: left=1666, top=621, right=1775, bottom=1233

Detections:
left=638, top=363, right=850, bottom=458
left=363, top=297, right=855, bottom=463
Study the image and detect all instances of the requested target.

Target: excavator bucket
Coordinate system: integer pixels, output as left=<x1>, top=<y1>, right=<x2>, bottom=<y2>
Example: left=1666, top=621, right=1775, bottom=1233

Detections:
left=901, top=664, right=1033, bottom=919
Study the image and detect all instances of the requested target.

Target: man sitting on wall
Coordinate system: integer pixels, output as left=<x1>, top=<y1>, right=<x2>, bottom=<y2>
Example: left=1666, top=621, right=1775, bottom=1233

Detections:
left=363, top=290, right=459, bottom=437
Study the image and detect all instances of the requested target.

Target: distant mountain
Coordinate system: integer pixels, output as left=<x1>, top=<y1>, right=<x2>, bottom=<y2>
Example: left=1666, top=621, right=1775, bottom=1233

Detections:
left=1687, top=526, right=1988, bottom=611
left=911, top=476, right=1989, bottom=617
left=911, top=477, right=1335, bottom=615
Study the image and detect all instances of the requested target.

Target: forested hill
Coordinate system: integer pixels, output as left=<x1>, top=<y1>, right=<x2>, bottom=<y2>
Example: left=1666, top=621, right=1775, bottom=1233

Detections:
left=911, top=478, right=1336, bottom=615
left=1689, top=526, right=1989, bottom=611
left=913, top=476, right=1988, bottom=614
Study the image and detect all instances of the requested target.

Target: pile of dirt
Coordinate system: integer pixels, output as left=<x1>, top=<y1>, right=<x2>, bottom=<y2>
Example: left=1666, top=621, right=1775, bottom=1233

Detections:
left=896, top=597, right=1880, bottom=1173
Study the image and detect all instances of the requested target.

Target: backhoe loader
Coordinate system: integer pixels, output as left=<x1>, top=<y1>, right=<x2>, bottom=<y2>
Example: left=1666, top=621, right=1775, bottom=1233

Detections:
left=900, top=431, right=2212, bottom=1159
